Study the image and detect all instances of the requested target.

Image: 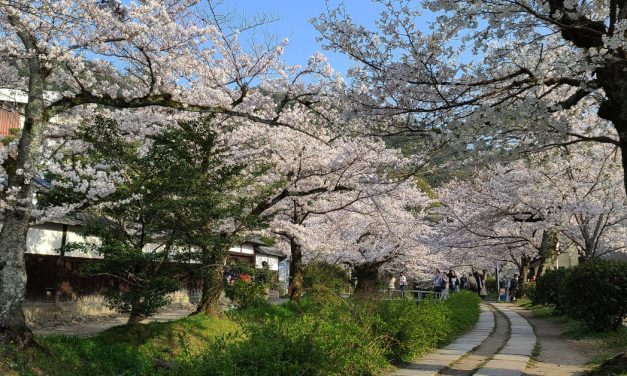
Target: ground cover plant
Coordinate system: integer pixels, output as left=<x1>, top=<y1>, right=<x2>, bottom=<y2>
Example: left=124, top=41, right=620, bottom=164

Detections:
left=0, top=314, right=240, bottom=376
left=0, top=290, right=480, bottom=376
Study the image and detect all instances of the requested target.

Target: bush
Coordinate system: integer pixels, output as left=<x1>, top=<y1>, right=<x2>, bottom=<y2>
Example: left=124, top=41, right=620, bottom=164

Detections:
left=184, top=298, right=389, bottom=375
left=183, top=290, right=482, bottom=375
left=376, top=298, right=447, bottom=361
left=224, top=261, right=275, bottom=308
left=303, top=262, right=351, bottom=292
left=561, top=260, right=627, bottom=331
left=484, top=275, right=497, bottom=293
left=533, top=268, right=569, bottom=313
left=445, top=291, right=482, bottom=337
left=519, top=281, right=536, bottom=299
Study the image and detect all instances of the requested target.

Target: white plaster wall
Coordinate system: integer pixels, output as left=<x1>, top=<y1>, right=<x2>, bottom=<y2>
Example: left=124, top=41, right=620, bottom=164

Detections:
left=26, top=224, right=63, bottom=256
left=65, top=225, right=101, bottom=258
left=255, top=254, right=279, bottom=271
left=228, top=244, right=254, bottom=255
left=24, top=224, right=101, bottom=258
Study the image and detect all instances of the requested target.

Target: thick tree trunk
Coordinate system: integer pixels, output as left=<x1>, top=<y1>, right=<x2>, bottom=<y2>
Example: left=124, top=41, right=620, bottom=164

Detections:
left=352, top=263, right=380, bottom=296
left=0, top=211, right=35, bottom=345
left=289, top=240, right=303, bottom=303
left=0, top=55, right=48, bottom=345
left=536, top=230, right=559, bottom=277
left=519, top=255, right=530, bottom=281
left=596, top=61, right=627, bottom=196
left=127, top=310, right=144, bottom=326
left=195, top=253, right=226, bottom=316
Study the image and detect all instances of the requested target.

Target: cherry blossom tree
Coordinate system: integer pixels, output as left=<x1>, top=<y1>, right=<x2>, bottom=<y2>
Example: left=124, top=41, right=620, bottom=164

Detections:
left=435, top=143, right=627, bottom=279
left=314, top=0, right=627, bottom=193
left=304, top=180, right=433, bottom=294
left=0, top=0, right=332, bottom=343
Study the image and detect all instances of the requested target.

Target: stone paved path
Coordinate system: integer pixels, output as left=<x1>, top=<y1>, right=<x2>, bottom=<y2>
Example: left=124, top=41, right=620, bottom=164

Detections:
left=440, top=306, right=510, bottom=375
left=33, top=307, right=195, bottom=337
left=393, top=304, right=496, bottom=376
left=474, top=304, right=536, bottom=376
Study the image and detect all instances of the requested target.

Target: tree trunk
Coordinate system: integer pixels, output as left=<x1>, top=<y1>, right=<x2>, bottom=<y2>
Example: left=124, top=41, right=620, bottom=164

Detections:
left=127, top=310, right=144, bottom=326
left=352, top=263, right=380, bottom=296
left=289, top=240, right=303, bottom=303
left=537, top=230, right=559, bottom=277
left=596, top=62, right=627, bottom=196
left=519, top=254, right=530, bottom=282
left=0, top=55, right=48, bottom=345
left=0, top=211, right=35, bottom=345
left=195, top=253, right=226, bottom=316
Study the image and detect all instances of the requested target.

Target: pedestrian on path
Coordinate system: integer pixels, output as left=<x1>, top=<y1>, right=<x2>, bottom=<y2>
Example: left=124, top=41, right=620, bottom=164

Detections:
left=441, top=272, right=450, bottom=299
left=468, top=272, right=478, bottom=292
left=509, top=273, right=519, bottom=302
left=399, top=272, right=407, bottom=297
left=388, top=275, right=396, bottom=298
left=449, top=270, right=459, bottom=292
left=433, top=269, right=444, bottom=292
left=479, top=274, right=488, bottom=300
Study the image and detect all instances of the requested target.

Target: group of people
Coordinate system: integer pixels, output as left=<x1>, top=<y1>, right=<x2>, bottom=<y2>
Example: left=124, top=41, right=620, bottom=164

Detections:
left=387, top=272, right=408, bottom=296
left=433, top=269, right=488, bottom=299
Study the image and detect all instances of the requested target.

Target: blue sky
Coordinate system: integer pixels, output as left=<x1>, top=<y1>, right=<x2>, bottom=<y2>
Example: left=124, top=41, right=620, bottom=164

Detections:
left=223, top=1, right=384, bottom=74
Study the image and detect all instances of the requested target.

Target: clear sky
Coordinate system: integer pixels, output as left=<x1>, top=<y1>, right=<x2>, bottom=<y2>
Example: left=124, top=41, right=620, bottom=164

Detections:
left=223, top=1, right=385, bottom=74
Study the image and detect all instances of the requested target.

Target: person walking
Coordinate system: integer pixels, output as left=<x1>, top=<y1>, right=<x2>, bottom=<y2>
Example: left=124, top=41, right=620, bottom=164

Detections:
left=508, top=273, right=519, bottom=302
left=468, top=272, right=478, bottom=292
left=433, top=269, right=444, bottom=293
left=388, top=275, right=396, bottom=298
left=441, top=272, right=450, bottom=299
left=449, top=270, right=459, bottom=292
left=460, top=274, right=468, bottom=290
left=399, top=272, right=407, bottom=297
left=478, top=273, right=488, bottom=300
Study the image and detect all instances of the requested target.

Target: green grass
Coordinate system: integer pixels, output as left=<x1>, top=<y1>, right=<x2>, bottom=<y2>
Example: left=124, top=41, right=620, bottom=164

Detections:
left=0, top=314, right=240, bottom=376
left=1, top=292, right=482, bottom=376
left=517, top=298, right=627, bottom=367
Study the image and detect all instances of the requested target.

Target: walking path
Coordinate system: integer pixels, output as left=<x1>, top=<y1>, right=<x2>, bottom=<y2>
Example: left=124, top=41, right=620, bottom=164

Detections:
left=392, top=303, right=538, bottom=376
left=440, top=306, right=510, bottom=375
left=510, top=305, right=591, bottom=376
left=393, top=304, right=495, bottom=376
left=474, top=304, right=536, bottom=376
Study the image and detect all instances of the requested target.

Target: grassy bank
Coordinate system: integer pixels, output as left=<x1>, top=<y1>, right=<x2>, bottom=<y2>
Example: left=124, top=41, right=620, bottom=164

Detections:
left=1, top=290, right=480, bottom=376
left=518, top=298, right=627, bottom=373
left=1, top=314, right=240, bottom=376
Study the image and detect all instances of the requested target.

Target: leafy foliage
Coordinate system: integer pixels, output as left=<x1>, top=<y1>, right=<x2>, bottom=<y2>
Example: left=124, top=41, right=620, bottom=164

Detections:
left=533, top=268, right=569, bottom=313
left=561, top=260, right=627, bottom=331
left=224, top=262, right=276, bottom=309
left=182, top=289, right=481, bottom=375
left=303, top=262, right=350, bottom=291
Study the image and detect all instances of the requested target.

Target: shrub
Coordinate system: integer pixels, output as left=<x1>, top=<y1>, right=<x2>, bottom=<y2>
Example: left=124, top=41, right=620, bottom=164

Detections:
left=184, top=298, right=389, bottom=375
left=445, top=291, right=482, bottom=337
left=484, top=275, right=497, bottom=293
left=376, top=298, right=445, bottom=361
left=561, top=260, right=627, bottom=331
left=375, top=291, right=480, bottom=362
left=533, top=268, right=569, bottom=313
left=519, top=281, right=536, bottom=299
left=224, top=261, right=275, bottom=309
left=303, top=262, right=351, bottom=292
